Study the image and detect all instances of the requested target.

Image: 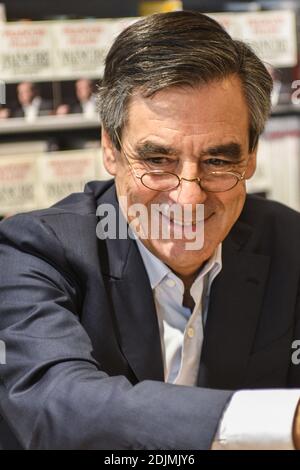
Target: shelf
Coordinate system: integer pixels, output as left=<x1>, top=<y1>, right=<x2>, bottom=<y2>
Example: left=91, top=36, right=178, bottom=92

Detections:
left=0, top=114, right=101, bottom=135
left=271, top=103, right=300, bottom=116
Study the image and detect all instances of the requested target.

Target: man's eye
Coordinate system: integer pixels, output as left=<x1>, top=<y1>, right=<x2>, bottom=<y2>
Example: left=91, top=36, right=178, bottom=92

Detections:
left=144, top=157, right=174, bottom=166
left=203, top=158, right=232, bottom=167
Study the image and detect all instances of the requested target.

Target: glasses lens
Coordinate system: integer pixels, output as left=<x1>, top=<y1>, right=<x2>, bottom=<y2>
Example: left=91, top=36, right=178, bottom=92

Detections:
left=201, top=173, right=239, bottom=192
left=141, top=172, right=180, bottom=191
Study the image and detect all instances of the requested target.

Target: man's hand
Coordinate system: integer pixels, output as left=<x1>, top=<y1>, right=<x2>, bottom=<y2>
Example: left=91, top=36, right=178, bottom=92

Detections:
left=293, top=401, right=300, bottom=449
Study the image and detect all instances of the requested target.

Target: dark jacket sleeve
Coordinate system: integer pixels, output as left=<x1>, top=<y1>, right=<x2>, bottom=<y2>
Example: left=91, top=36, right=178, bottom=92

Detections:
left=0, top=214, right=233, bottom=450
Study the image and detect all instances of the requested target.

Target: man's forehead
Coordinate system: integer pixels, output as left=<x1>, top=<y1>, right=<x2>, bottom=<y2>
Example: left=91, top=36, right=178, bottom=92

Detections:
left=128, top=84, right=212, bottom=115
left=123, top=93, right=249, bottom=153
left=126, top=77, right=248, bottom=130
left=129, top=75, right=242, bottom=102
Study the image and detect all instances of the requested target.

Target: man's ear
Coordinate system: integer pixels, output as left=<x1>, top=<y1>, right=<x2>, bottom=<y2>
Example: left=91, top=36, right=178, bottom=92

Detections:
left=101, top=128, right=118, bottom=176
left=245, top=146, right=258, bottom=180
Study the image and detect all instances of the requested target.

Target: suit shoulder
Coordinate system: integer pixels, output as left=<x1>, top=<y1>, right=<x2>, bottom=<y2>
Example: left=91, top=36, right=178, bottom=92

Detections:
left=243, top=194, right=300, bottom=226
left=0, top=180, right=114, bottom=264
left=0, top=190, right=93, bottom=253
left=234, top=195, right=300, bottom=258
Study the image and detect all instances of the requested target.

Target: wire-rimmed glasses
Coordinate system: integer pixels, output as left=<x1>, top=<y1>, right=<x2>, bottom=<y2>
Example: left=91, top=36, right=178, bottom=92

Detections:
left=115, top=131, right=246, bottom=193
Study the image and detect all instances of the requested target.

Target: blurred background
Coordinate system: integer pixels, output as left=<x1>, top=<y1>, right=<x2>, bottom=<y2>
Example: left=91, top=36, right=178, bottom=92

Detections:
left=1, top=0, right=300, bottom=217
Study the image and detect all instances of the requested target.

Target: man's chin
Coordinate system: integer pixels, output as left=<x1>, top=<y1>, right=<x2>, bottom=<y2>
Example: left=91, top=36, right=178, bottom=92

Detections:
left=148, top=239, right=206, bottom=263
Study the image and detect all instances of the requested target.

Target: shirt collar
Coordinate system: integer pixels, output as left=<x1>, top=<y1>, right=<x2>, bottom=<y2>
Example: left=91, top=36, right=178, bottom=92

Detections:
left=24, top=96, right=41, bottom=110
left=136, top=237, right=222, bottom=292
left=135, top=238, right=170, bottom=289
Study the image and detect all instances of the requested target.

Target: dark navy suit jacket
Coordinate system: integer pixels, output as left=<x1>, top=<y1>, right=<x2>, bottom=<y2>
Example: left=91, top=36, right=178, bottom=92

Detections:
left=0, top=180, right=300, bottom=449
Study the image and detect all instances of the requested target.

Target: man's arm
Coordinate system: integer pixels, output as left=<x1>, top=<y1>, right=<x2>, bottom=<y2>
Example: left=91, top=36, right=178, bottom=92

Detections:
left=0, top=214, right=232, bottom=450
left=212, top=391, right=300, bottom=450
left=293, top=402, right=300, bottom=449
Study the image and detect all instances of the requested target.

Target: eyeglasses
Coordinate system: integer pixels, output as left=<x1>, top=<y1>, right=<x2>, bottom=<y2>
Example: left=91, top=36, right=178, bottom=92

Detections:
left=115, top=132, right=246, bottom=193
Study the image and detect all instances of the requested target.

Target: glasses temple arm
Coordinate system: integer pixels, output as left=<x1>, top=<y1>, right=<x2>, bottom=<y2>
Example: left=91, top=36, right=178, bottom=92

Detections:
left=114, top=131, right=142, bottom=179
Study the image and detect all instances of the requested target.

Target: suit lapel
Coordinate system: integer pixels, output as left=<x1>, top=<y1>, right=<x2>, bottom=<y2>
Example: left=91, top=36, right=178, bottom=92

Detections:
left=198, top=221, right=270, bottom=390
left=107, top=248, right=165, bottom=382
left=96, top=184, right=164, bottom=382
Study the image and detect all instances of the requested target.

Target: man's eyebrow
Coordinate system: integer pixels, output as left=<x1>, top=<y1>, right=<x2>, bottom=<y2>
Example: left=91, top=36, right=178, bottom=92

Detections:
left=135, top=141, right=180, bottom=158
left=200, top=143, right=243, bottom=160
left=134, top=141, right=243, bottom=160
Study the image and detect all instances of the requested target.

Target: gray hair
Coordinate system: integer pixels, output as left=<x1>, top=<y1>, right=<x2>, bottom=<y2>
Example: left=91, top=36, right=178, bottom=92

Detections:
left=97, top=11, right=273, bottom=152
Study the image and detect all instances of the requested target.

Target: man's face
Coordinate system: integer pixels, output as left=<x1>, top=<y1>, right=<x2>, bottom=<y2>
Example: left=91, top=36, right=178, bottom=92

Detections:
left=102, top=75, right=257, bottom=278
left=17, top=82, right=35, bottom=106
left=76, top=80, right=93, bottom=102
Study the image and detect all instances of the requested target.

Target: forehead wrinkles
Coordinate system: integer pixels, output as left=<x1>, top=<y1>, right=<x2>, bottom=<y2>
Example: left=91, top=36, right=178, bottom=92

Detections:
left=141, top=120, right=240, bottom=136
left=135, top=126, right=244, bottom=148
left=125, top=116, right=246, bottom=144
left=128, top=78, right=247, bottom=113
left=124, top=82, right=250, bottom=151
left=126, top=100, right=248, bottom=136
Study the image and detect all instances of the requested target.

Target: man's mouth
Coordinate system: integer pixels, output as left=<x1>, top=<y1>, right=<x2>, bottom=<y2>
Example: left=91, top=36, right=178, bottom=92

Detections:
left=156, top=205, right=212, bottom=226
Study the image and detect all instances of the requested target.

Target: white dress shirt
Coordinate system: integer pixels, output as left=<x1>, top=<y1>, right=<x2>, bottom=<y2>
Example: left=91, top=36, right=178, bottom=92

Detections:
left=136, top=238, right=300, bottom=450
left=81, top=96, right=97, bottom=119
left=136, top=238, right=222, bottom=385
left=23, top=96, right=42, bottom=121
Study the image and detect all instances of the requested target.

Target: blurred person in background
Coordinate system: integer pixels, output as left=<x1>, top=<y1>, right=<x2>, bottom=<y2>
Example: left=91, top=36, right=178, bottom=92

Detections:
left=0, top=105, right=10, bottom=119
left=56, top=78, right=97, bottom=119
left=266, top=64, right=292, bottom=108
left=11, top=81, right=52, bottom=121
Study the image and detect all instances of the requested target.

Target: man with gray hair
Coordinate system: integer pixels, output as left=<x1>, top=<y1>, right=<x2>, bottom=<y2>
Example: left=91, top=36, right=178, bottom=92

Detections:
left=0, top=11, right=300, bottom=450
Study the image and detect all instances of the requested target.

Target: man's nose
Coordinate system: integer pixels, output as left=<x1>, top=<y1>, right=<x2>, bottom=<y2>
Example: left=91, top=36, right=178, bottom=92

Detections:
left=169, top=163, right=207, bottom=205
